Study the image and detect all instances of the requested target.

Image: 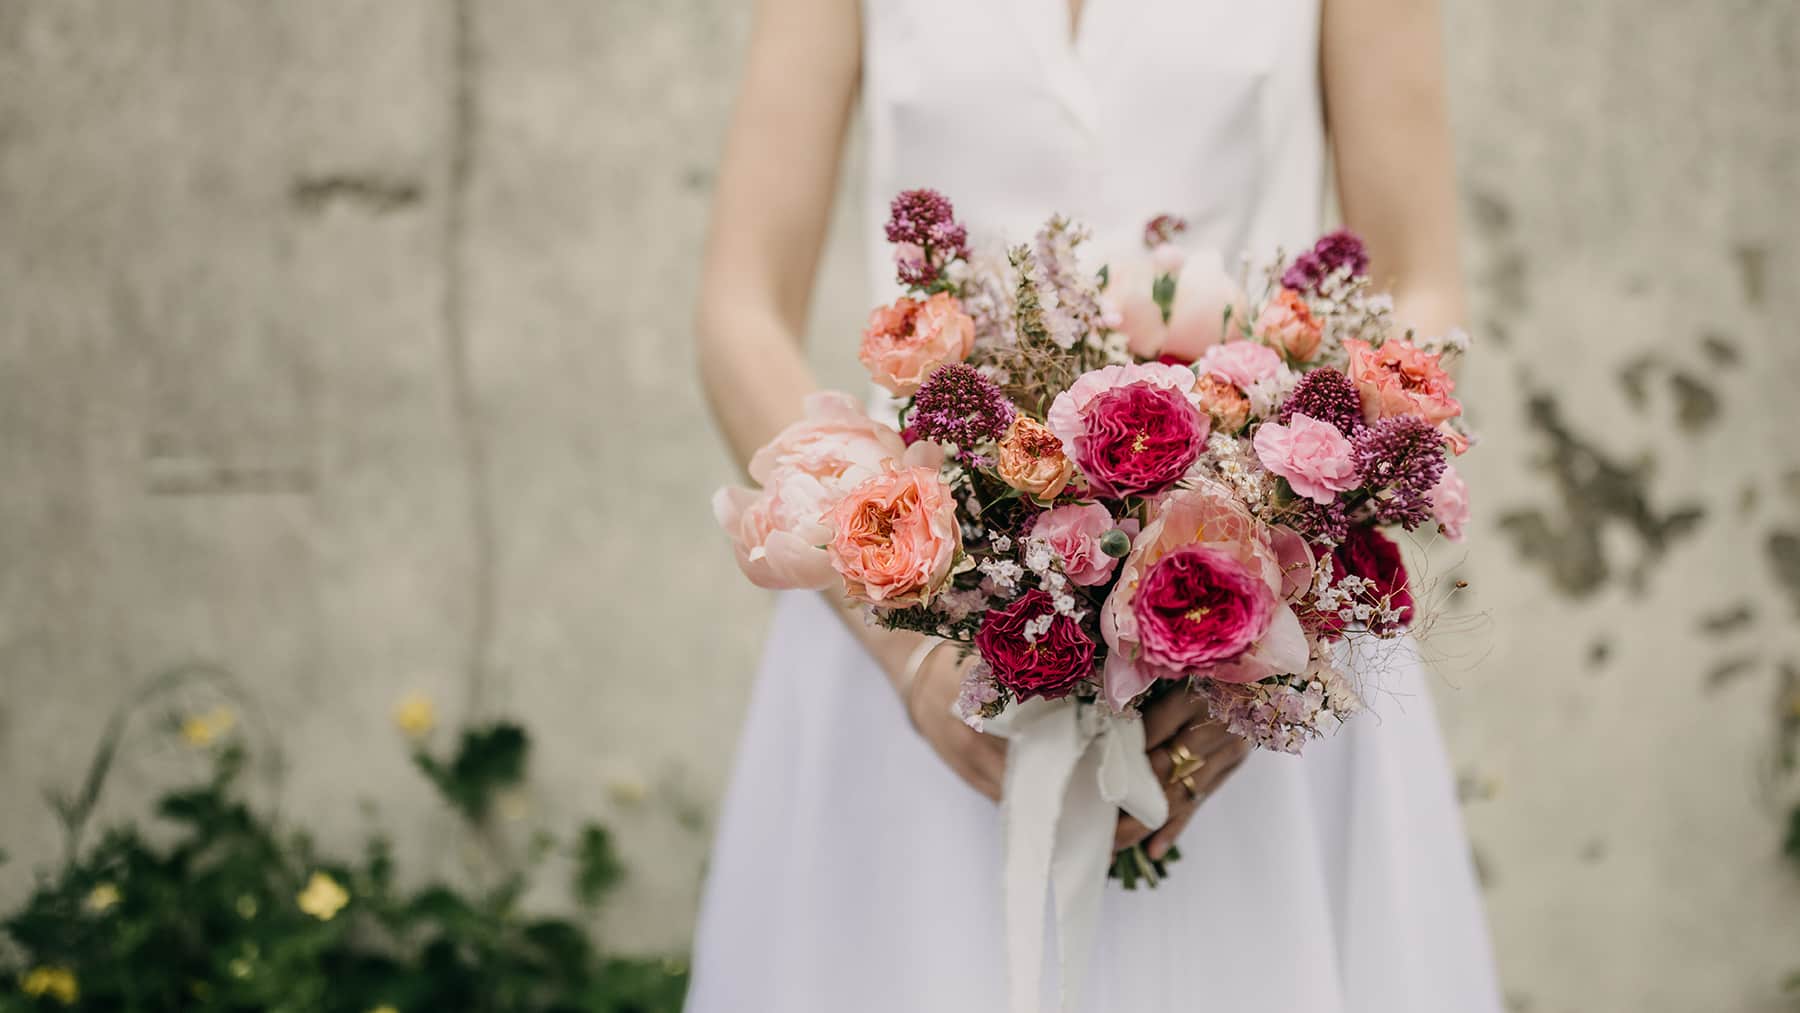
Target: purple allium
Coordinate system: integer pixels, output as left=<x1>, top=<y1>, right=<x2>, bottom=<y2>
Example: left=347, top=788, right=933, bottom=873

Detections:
left=1142, top=213, right=1189, bottom=250
left=908, top=363, right=1016, bottom=449
left=1281, top=230, right=1370, bottom=293
left=1279, top=368, right=1365, bottom=435
left=1351, top=414, right=1447, bottom=529
left=886, top=189, right=969, bottom=287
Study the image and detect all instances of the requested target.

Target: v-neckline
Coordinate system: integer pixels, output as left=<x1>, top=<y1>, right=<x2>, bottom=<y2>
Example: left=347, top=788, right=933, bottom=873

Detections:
left=1065, top=0, right=1089, bottom=50
left=1027, top=0, right=1103, bottom=131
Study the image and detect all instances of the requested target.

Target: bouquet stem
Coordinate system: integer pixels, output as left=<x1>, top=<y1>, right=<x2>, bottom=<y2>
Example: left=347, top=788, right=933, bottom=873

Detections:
left=1108, top=843, right=1181, bottom=890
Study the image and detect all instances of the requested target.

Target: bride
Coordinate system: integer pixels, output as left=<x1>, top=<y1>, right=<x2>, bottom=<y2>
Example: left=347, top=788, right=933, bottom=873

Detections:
left=687, top=0, right=1503, bottom=1009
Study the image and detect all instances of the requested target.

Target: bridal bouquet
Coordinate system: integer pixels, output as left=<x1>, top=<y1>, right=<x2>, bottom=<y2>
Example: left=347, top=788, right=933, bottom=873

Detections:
left=715, top=189, right=1473, bottom=1010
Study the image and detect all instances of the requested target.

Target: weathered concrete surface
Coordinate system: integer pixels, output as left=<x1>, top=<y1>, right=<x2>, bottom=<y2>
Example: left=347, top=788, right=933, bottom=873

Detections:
left=2, top=2, right=1799, bottom=1009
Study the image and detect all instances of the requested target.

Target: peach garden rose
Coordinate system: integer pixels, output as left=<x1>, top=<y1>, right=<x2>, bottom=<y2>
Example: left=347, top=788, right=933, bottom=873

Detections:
left=824, top=464, right=962, bottom=606
left=858, top=291, right=976, bottom=396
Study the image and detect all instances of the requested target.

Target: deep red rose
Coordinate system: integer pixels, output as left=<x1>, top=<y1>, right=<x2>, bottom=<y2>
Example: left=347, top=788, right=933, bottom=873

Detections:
left=1133, top=545, right=1275, bottom=672
left=1074, top=382, right=1209, bottom=498
left=974, top=589, right=1096, bottom=701
left=1319, top=525, right=1413, bottom=635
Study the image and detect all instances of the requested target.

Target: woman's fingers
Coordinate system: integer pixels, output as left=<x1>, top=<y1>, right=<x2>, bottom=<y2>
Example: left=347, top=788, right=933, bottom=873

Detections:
left=1116, top=725, right=1254, bottom=855
left=1146, top=739, right=1251, bottom=858
left=1141, top=690, right=1210, bottom=748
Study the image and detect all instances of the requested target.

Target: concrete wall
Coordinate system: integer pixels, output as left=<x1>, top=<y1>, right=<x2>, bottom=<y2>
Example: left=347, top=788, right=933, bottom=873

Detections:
left=1, top=2, right=1797, bottom=1010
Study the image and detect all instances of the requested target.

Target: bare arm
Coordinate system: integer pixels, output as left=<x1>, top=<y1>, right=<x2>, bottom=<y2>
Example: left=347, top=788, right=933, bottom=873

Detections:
left=696, top=0, right=1004, bottom=796
left=1322, top=0, right=1466, bottom=340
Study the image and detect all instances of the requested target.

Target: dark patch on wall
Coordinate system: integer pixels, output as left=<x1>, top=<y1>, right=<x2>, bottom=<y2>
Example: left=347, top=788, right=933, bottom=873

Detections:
left=1617, top=355, right=1656, bottom=411
left=1698, top=603, right=1755, bottom=636
left=1734, top=244, right=1768, bottom=306
left=1498, top=391, right=1706, bottom=596
left=1588, top=638, right=1611, bottom=671
left=1700, top=333, right=1741, bottom=368
left=1579, top=838, right=1607, bottom=863
left=681, top=166, right=713, bottom=192
left=1704, top=655, right=1758, bottom=691
left=1667, top=371, right=1720, bottom=433
left=1768, top=530, right=1800, bottom=617
left=290, top=174, right=425, bottom=214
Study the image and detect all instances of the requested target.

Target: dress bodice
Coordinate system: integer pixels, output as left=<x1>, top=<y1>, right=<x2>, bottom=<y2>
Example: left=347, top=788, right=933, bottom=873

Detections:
left=859, top=0, right=1326, bottom=297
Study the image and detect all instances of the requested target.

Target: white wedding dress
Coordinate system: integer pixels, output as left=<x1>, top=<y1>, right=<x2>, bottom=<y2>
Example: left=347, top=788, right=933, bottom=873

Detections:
left=687, top=1, right=1504, bottom=1010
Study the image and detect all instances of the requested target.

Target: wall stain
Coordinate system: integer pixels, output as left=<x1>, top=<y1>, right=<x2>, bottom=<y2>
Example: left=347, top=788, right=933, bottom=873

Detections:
left=1667, top=371, right=1720, bottom=433
left=1734, top=243, right=1768, bottom=306
left=1700, top=332, right=1740, bottom=368
left=290, top=174, right=424, bottom=214
left=1588, top=638, right=1611, bottom=672
left=1498, top=391, right=1706, bottom=597
left=1698, top=603, right=1755, bottom=636
left=1768, top=530, right=1800, bottom=618
left=1617, top=355, right=1656, bottom=411
left=1704, top=655, right=1758, bottom=691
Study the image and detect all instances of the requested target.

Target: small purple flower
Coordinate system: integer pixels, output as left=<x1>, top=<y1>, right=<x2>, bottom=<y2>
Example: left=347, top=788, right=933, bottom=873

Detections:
left=1281, top=230, right=1370, bottom=293
left=908, top=362, right=1016, bottom=449
left=1279, top=368, right=1365, bottom=436
left=886, top=189, right=969, bottom=286
left=1351, top=414, right=1447, bottom=529
left=1142, top=213, right=1188, bottom=250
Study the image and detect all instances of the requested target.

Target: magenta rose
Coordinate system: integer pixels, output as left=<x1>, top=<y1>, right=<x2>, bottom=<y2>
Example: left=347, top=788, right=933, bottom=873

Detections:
left=974, top=589, right=1097, bottom=701
left=1132, top=545, right=1278, bottom=672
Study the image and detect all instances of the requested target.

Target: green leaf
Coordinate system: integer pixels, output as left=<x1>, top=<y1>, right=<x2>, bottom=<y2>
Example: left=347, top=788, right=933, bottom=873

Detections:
left=574, top=823, right=625, bottom=908
left=1784, top=804, right=1800, bottom=866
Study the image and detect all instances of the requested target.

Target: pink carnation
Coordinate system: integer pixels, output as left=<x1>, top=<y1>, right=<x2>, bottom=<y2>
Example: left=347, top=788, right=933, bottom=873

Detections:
left=1429, top=464, right=1471, bottom=541
left=1252, top=413, right=1359, bottom=505
left=1031, top=503, right=1131, bottom=586
left=1195, top=340, right=1284, bottom=391
left=1045, top=362, right=1209, bottom=499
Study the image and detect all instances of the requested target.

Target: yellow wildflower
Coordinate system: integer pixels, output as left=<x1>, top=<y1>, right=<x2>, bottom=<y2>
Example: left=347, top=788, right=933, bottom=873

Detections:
left=607, top=776, right=648, bottom=806
left=20, top=966, right=79, bottom=1004
left=180, top=706, right=237, bottom=748
left=84, top=882, right=121, bottom=913
left=369, top=1006, right=401, bottom=1013
left=297, top=871, right=349, bottom=921
left=392, top=692, right=436, bottom=739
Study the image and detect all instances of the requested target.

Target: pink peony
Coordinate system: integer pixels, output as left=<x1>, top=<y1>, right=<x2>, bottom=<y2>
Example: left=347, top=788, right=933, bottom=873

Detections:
left=1343, top=338, right=1461, bottom=427
left=1133, top=546, right=1276, bottom=672
left=1429, top=464, right=1471, bottom=541
left=1031, top=502, right=1129, bottom=586
left=1195, top=339, right=1284, bottom=391
left=858, top=292, right=976, bottom=395
left=1107, top=248, right=1248, bottom=364
left=1100, top=481, right=1311, bottom=709
left=716, top=392, right=907, bottom=589
left=974, top=589, right=1097, bottom=701
left=824, top=465, right=961, bottom=606
left=1045, top=362, right=1209, bottom=499
left=1252, top=413, right=1359, bottom=505
left=1255, top=288, right=1324, bottom=363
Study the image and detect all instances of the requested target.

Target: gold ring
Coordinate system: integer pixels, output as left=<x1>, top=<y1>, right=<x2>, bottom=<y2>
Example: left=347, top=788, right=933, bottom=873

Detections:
left=1178, top=774, right=1199, bottom=800
left=1167, top=742, right=1206, bottom=782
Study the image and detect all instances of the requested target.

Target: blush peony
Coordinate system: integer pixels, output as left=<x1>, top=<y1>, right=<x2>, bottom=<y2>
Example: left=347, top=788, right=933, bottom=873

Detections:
left=1045, top=362, right=1209, bottom=499
left=715, top=392, right=907, bottom=589
left=1107, top=247, right=1248, bottom=363
left=824, top=464, right=961, bottom=606
left=1252, top=412, right=1360, bottom=505
left=1195, top=339, right=1284, bottom=391
left=974, top=589, right=1097, bottom=701
left=858, top=291, right=976, bottom=395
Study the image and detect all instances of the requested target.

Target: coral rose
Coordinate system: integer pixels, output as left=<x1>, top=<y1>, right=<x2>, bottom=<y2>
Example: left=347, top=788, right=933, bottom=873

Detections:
left=824, top=465, right=961, bottom=606
left=715, top=392, right=906, bottom=589
left=996, top=416, right=1075, bottom=499
left=858, top=291, right=976, bottom=395
left=1343, top=338, right=1461, bottom=427
left=1108, top=247, right=1249, bottom=363
left=1252, top=412, right=1360, bottom=505
left=974, top=589, right=1097, bottom=701
left=1099, top=481, right=1310, bottom=709
left=1255, top=288, right=1324, bottom=363
left=1045, top=362, right=1209, bottom=499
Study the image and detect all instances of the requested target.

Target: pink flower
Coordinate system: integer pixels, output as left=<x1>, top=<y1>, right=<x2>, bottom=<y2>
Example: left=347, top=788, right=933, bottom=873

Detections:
left=1100, top=481, right=1310, bottom=709
left=715, top=392, right=907, bottom=589
left=1255, top=288, right=1324, bottom=363
left=975, top=590, right=1096, bottom=701
left=1194, top=373, right=1251, bottom=433
left=1107, top=248, right=1248, bottom=363
left=1429, top=464, right=1471, bottom=541
left=858, top=292, right=976, bottom=396
left=1343, top=338, right=1461, bottom=427
left=996, top=417, right=1075, bottom=500
left=1252, top=413, right=1359, bottom=504
left=1195, top=340, right=1283, bottom=391
left=1045, top=362, right=1209, bottom=499
left=1133, top=546, right=1276, bottom=672
left=824, top=465, right=961, bottom=606
left=1031, top=503, right=1129, bottom=586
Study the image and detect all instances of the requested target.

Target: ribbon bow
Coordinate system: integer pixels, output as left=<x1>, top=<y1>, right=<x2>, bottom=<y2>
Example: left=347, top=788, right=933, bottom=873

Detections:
left=986, top=697, right=1169, bottom=1013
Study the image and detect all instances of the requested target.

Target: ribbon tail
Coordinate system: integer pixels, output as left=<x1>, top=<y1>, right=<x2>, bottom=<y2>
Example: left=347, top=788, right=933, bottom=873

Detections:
left=1049, top=743, right=1113, bottom=1012
left=999, top=704, right=1086, bottom=1013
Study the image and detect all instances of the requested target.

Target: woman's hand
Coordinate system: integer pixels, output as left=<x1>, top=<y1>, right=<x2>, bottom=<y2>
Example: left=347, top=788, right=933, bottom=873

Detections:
left=1113, top=691, right=1253, bottom=859
left=904, top=649, right=1007, bottom=802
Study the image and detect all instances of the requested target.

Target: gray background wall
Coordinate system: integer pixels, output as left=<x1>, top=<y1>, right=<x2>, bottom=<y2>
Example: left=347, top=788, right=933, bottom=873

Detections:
left=2, top=3, right=1798, bottom=1011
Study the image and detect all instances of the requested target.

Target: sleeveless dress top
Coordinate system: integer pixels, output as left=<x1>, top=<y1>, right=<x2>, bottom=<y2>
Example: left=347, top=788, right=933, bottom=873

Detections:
left=686, top=2, right=1504, bottom=1009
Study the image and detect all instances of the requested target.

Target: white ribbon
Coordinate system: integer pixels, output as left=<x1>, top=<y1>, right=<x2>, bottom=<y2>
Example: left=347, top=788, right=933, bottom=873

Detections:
left=985, top=697, right=1169, bottom=1013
